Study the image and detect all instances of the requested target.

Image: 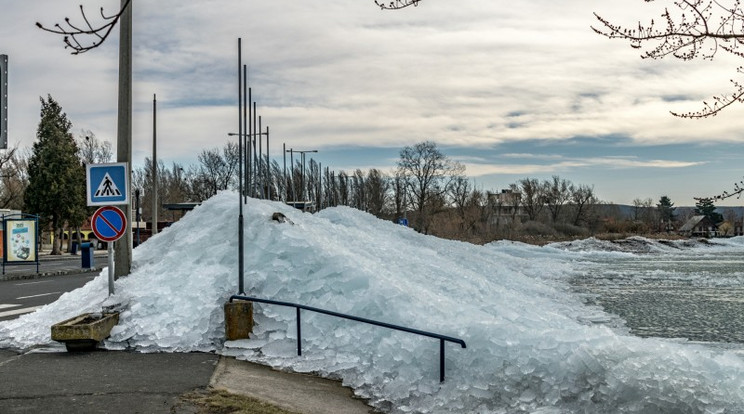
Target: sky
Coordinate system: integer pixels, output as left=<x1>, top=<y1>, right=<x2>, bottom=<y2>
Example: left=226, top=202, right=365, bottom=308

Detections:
left=1, top=0, right=744, bottom=206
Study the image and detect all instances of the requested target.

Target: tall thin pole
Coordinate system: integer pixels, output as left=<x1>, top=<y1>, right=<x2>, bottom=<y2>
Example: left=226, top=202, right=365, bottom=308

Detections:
left=253, top=102, right=258, bottom=197
left=266, top=126, right=271, bottom=200
left=237, top=39, right=245, bottom=295
left=152, top=94, right=158, bottom=237
left=283, top=143, right=287, bottom=202
left=318, top=162, right=322, bottom=210
left=247, top=88, right=252, bottom=198
left=115, top=0, right=133, bottom=279
left=290, top=149, right=295, bottom=201
left=301, top=152, right=306, bottom=201
left=240, top=78, right=251, bottom=203
left=258, top=116, right=263, bottom=199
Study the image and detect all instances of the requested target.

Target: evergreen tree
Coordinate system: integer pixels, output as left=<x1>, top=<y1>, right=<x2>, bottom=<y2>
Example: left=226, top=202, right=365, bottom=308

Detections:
left=694, top=198, right=724, bottom=225
left=656, top=195, right=676, bottom=231
left=24, top=95, right=86, bottom=255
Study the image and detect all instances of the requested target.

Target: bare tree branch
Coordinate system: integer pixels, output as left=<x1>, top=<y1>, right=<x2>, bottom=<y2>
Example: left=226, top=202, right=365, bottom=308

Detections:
left=374, top=0, right=420, bottom=10
left=593, top=1, right=744, bottom=118
left=36, top=0, right=132, bottom=54
left=695, top=176, right=744, bottom=201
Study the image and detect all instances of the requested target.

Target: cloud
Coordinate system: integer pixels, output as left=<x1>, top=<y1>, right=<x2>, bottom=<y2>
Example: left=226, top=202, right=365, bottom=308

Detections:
left=464, top=156, right=705, bottom=177
left=2, top=0, right=742, bottom=205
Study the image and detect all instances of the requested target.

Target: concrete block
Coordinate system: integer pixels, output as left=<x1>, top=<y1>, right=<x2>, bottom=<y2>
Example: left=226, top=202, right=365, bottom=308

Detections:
left=224, top=301, right=253, bottom=340
left=51, top=312, right=120, bottom=352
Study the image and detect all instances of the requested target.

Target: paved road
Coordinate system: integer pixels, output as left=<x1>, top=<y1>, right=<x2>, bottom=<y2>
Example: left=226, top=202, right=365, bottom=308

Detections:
left=0, top=272, right=97, bottom=322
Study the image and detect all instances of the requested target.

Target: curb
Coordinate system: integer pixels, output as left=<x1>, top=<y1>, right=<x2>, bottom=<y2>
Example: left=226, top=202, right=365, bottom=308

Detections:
left=0, top=266, right=105, bottom=282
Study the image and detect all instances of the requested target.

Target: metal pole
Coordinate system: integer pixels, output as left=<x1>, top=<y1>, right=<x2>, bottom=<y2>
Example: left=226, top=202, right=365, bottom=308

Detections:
left=237, top=39, right=245, bottom=295
left=302, top=152, right=306, bottom=201
left=243, top=76, right=248, bottom=202
left=135, top=189, right=141, bottom=246
left=247, top=87, right=252, bottom=199
left=152, top=94, right=158, bottom=237
left=290, top=149, right=295, bottom=202
left=266, top=126, right=271, bottom=200
left=258, top=115, right=263, bottom=199
left=253, top=102, right=257, bottom=197
left=114, top=0, right=133, bottom=279
left=283, top=143, right=287, bottom=202
left=319, top=162, right=322, bottom=210
left=108, top=242, right=115, bottom=295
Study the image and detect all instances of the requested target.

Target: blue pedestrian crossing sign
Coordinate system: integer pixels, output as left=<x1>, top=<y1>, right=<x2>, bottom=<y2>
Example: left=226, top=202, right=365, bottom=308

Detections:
left=86, top=162, right=129, bottom=206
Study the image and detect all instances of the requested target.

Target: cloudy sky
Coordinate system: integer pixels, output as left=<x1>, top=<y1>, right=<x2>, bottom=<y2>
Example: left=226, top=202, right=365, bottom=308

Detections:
left=2, top=0, right=744, bottom=206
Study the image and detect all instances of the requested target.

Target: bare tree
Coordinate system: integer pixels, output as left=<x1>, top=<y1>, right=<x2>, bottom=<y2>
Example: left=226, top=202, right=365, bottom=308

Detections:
left=449, top=175, right=472, bottom=228
left=518, top=178, right=545, bottom=221
left=36, top=0, right=131, bottom=54
left=0, top=147, right=28, bottom=210
left=193, top=142, right=239, bottom=199
left=569, top=184, right=598, bottom=226
left=593, top=1, right=744, bottom=118
left=393, top=171, right=407, bottom=220
left=397, top=141, right=464, bottom=232
left=76, top=130, right=113, bottom=164
left=543, top=175, right=571, bottom=223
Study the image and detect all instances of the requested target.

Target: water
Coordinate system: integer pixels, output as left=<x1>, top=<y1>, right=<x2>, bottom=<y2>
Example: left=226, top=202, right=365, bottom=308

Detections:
left=559, top=237, right=744, bottom=344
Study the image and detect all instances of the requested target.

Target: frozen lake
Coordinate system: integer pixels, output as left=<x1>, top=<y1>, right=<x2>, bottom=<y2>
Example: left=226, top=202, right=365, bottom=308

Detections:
left=556, top=237, right=744, bottom=344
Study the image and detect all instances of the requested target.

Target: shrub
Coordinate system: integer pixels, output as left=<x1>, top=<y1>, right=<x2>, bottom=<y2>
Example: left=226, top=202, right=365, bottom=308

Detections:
left=520, top=221, right=557, bottom=237
left=553, top=222, right=590, bottom=238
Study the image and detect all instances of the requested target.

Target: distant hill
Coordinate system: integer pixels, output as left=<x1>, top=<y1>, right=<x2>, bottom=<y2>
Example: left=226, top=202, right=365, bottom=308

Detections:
left=605, top=205, right=744, bottom=221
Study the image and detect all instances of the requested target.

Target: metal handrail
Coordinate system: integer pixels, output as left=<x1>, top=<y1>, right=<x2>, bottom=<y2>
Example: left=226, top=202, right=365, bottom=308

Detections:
left=229, top=294, right=467, bottom=382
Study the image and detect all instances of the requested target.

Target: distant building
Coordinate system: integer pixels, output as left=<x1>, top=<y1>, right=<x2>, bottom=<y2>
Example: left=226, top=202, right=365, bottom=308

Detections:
left=678, top=215, right=718, bottom=238
left=488, top=189, right=525, bottom=226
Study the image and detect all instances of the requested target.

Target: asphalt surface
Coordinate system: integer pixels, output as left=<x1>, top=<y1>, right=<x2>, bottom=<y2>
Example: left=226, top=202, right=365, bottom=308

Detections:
left=0, top=251, right=377, bottom=414
left=0, top=349, right=218, bottom=414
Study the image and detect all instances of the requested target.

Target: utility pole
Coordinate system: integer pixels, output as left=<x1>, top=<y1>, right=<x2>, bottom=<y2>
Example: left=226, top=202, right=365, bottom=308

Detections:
left=114, top=0, right=132, bottom=279
left=152, top=94, right=158, bottom=236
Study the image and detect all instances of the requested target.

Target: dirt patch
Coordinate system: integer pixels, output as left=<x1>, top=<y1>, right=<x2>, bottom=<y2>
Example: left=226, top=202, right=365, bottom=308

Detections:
left=177, top=389, right=301, bottom=414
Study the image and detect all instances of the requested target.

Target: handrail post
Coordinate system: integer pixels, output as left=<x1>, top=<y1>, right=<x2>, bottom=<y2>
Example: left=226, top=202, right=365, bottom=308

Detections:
left=439, top=339, right=445, bottom=382
left=296, top=307, right=302, bottom=356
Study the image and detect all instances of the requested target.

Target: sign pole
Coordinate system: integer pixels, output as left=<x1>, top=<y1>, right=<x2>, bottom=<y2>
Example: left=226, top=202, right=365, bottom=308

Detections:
left=108, top=241, right=115, bottom=295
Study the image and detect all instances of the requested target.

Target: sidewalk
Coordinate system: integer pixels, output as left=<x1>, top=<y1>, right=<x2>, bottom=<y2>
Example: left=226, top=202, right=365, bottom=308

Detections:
left=211, top=356, right=376, bottom=414
left=0, top=350, right=377, bottom=413
left=0, top=250, right=107, bottom=281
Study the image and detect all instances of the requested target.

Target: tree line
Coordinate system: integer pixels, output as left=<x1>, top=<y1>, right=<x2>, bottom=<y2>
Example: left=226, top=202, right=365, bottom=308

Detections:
left=9, top=96, right=738, bottom=254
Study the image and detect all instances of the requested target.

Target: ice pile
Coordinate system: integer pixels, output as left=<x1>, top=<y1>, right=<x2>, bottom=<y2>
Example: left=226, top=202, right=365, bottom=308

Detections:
left=2, top=192, right=744, bottom=413
left=547, top=236, right=727, bottom=255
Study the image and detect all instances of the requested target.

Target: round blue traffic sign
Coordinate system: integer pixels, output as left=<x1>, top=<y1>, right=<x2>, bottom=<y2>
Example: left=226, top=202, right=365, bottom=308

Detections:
left=91, top=206, right=127, bottom=242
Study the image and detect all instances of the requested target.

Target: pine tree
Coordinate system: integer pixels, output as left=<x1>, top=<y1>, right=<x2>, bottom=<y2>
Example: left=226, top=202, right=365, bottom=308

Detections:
left=24, top=95, right=86, bottom=255
left=656, top=195, right=676, bottom=231
left=694, top=198, right=724, bottom=225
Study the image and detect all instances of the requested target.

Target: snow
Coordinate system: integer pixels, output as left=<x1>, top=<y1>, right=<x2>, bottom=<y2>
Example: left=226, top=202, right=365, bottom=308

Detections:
left=2, top=191, right=744, bottom=413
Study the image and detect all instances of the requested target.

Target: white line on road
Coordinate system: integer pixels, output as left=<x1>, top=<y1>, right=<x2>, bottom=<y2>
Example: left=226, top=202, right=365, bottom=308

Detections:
left=16, top=292, right=61, bottom=300
left=0, top=306, right=41, bottom=318
left=14, top=280, right=52, bottom=286
left=0, top=304, right=21, bottom=310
